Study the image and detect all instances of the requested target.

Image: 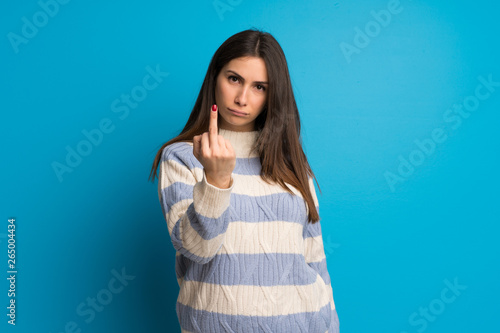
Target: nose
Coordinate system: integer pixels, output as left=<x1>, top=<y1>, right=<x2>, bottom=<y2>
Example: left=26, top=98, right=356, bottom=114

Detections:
left=234, top=86, right=248, bottom=106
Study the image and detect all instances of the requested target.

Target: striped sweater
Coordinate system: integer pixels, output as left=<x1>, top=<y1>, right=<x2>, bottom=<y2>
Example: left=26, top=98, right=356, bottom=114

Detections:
left=158, top=128, right=339, bottom=333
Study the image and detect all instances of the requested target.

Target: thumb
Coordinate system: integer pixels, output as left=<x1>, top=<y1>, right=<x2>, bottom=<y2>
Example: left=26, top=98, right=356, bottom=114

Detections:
left=192, top=135, right=201, bottom=157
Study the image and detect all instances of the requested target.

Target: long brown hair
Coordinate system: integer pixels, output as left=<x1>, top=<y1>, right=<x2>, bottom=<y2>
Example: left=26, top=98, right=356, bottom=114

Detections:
left=149, top=29, right=322, bottom=223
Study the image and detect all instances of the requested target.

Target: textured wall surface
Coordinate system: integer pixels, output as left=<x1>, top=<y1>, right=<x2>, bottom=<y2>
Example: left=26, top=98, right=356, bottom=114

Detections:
left=2, top=0, right=499, bottom=332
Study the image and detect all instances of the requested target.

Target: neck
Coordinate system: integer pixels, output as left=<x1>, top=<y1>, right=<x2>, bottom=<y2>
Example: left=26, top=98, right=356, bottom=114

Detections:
left=218, top=128, right=260, bottom=158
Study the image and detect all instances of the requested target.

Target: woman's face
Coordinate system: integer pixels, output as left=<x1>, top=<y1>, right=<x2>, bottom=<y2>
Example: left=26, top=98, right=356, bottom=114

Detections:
left=215, top=56, right=268, bottom=132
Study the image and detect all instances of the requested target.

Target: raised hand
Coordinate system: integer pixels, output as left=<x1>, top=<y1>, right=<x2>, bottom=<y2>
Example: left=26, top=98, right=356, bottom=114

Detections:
left=192, top=104, right=236, bottom=189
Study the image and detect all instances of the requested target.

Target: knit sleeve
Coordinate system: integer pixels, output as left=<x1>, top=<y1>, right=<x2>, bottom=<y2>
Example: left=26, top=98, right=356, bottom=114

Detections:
left=158, top=143, right=234, bottom=265
left=303, top=177, right=340, bottom=333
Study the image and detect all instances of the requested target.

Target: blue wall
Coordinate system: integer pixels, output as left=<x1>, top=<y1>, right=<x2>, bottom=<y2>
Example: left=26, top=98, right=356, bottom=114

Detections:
left=2, top=0, right=499, bottom=332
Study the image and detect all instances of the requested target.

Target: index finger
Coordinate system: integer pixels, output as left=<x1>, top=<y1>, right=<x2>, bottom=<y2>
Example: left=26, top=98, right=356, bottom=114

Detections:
left=209, top=104, right=218, bottom=147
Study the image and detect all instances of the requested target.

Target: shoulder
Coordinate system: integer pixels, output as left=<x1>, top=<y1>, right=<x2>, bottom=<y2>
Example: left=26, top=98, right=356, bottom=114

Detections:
left=161, top=141, right=198, bottom=169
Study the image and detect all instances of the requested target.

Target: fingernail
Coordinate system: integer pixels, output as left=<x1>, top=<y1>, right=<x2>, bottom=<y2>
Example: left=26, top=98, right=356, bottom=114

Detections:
left=212, top=104, right=217, bottom=112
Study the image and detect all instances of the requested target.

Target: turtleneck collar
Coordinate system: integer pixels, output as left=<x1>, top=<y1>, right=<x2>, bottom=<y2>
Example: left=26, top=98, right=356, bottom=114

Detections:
left=218, top=128, right=260, bottom=158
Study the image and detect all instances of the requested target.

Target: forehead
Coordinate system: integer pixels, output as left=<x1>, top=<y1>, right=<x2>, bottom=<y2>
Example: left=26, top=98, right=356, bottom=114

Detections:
left=222, top=56, right=268, bottom=80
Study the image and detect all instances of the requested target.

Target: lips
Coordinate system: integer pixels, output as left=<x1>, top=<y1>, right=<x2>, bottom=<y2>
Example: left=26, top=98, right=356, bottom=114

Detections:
left=228, top=108, right=247, bottom=116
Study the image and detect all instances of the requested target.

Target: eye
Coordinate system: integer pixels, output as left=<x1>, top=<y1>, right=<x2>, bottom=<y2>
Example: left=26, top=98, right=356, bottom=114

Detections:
left=256, top=84, right=266, bottom=91
left=228, top=75, right=239, bottom=83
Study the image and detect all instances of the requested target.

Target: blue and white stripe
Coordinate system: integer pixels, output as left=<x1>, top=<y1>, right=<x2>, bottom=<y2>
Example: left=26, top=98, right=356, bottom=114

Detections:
left=158, top=128, right=339, bottom=332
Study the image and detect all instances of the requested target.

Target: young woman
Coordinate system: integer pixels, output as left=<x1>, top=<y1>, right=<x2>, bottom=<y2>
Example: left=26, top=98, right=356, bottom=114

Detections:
left=149, top=29, right=340, bottom=333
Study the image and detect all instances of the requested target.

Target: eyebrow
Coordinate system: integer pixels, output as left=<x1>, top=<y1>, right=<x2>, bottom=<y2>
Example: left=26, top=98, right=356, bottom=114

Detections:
left=225, top=70, right=268, bottom=85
